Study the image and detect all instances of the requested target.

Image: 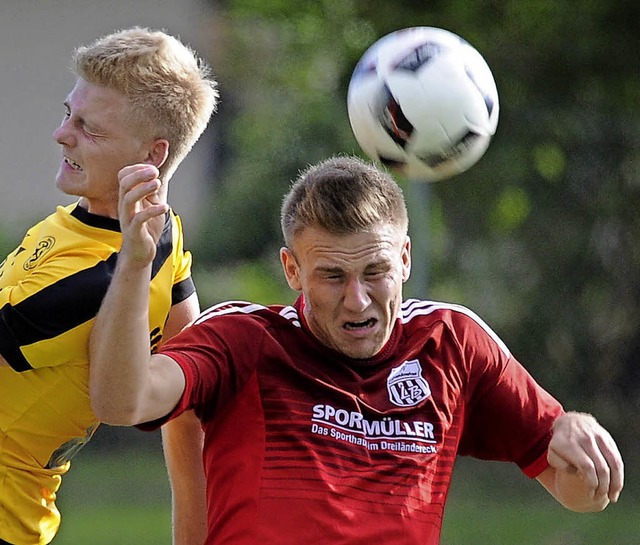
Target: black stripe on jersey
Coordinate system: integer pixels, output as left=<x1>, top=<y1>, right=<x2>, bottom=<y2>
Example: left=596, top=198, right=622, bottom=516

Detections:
left=0, top=252, right=118, bottom=371
left=0, top=317, right=31, bottom=371
left=151, top=214, right=172, bottom=280
left=172, top=277, right=195, bottom=305
left=0, top=212, right=179, bottom=372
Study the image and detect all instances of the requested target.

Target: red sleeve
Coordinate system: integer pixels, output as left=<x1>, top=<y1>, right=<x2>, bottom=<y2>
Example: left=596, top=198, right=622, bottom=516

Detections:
left=137, top=311, right=264, bottom=430
left=135, top=346, right=206, bottom=431
left=523, top=448, right=555, bottom=479
left=451, top=312, right=564, bottom=476
left=463, top=356, right=564, bottom=475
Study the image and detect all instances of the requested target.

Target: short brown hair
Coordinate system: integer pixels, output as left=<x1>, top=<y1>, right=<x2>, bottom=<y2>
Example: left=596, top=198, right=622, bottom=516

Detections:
left=281, top=156, right=408, bottom=247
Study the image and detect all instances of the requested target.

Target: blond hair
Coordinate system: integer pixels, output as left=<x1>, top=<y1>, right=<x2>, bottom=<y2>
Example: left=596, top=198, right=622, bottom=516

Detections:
left=281, top=156, right=408, bottom=247
left=72, top=26, right=219, bottom=181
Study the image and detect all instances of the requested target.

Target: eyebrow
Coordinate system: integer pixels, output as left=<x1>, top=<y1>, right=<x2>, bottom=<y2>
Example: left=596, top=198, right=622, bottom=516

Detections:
left=315, top=265, right=344, bottom=275
left=67, top=105, right=106, bottom=135
left=315, top=260, right=390, bottom=275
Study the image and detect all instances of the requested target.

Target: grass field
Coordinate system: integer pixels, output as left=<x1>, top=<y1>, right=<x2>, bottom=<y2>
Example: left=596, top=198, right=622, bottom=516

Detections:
left=54, top=448, right=171, bottom=545
left=53, top=446, right=637, bottom=545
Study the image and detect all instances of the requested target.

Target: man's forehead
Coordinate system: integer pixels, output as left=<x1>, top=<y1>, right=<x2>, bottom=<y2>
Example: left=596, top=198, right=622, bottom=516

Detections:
left=297, top=227, right=404, bottom=266
left=296, top=223, right=403, bottom=245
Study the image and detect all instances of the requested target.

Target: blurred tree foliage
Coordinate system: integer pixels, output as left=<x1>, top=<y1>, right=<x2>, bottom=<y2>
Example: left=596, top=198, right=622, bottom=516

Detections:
left=196, top=0, right=640, bottom=471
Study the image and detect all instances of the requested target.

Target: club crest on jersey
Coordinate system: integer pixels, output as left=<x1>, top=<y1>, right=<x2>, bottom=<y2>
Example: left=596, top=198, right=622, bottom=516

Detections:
left=23, top=236, right=55, bottom=270
left=387, top=360, right=431, bottom=407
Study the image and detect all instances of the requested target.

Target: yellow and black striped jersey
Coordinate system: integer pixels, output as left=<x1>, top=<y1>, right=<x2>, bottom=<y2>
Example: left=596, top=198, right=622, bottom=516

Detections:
left=0, top=202, right=194, bottom=545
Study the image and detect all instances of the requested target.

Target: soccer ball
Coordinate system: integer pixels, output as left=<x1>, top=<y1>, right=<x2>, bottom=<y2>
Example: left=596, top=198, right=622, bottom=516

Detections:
left=347, top=27, right=499, bottom=182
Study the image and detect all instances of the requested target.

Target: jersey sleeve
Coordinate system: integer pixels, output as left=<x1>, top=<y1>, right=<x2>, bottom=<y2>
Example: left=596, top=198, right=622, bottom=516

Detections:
left=138, top=310, right=266, bottom=429
left=170, top=211, right=195, bottom=306
left=452, top=310, right=564, bottom=477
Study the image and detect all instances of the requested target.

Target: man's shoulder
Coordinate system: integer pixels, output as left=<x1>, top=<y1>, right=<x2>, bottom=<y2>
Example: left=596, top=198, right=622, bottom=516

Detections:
left=400, top=299, right=477, bottom=324
left=174, top=301, right=302, bottom=353
left=194, top=300, right=297, bottom=327
left=400, top=298, right=510, bottom=358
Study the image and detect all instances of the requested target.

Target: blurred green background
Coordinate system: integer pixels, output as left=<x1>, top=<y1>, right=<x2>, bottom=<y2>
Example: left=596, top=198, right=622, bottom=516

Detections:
left=2, top=0, right=637, bottom=542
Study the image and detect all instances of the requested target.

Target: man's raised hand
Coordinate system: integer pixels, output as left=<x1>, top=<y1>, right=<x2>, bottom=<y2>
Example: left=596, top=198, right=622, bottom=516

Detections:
left=117, top=164, right=169, bottom=267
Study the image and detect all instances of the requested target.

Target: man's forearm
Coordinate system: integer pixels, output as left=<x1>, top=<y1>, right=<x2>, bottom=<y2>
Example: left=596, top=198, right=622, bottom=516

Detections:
left=89, top=257, right=154, bottom=425
left=162, top=412, right=208, bottom=545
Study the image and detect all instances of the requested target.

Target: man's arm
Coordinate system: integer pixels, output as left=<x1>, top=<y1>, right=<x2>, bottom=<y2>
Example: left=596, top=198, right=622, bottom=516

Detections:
left=162, top=411, right=208, bottom=545
left=161, top=294, right=208, bottom=545
left=89, top=164, right=184, bottom=425
left=536, top=412, right=624, bottom=512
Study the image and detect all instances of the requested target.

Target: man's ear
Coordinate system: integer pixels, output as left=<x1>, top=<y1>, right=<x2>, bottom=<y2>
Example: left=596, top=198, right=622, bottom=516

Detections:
left=280, top=247, right=302, bottom=291
left=402, top=236, right=412, bottom=283
left=146, top=139, right=169, bottom=169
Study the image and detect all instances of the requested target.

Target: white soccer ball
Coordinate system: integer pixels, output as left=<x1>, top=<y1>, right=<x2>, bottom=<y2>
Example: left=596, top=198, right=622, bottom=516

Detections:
left=347, top=27, right=499, bottom=182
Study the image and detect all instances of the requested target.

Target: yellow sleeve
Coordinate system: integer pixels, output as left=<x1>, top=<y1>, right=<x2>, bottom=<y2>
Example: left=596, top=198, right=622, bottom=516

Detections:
left=172, top=211, right=193, bottom=284
left=170, top=211, right=196, bottom=305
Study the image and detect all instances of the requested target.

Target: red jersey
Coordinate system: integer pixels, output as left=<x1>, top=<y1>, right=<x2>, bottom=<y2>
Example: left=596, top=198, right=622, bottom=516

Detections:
left=154, top=296, right=563, bottom=545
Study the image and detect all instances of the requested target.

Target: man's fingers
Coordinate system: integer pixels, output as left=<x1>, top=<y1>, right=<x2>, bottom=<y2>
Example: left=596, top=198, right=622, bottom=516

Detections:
left=122, top=179, right=163, bottom=209
left=118, top=164, right=159, bottom=189
left=129, top=202, right=169, bottom=225
left=550, top=413, right=624, bottom=503
left=597, top=434, right=624, bottom=502
left=115, top=163, right=168, bottom=267
left=119, top=175, right=164, bottom=229
left=576, top=430, right=623, bottom=502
